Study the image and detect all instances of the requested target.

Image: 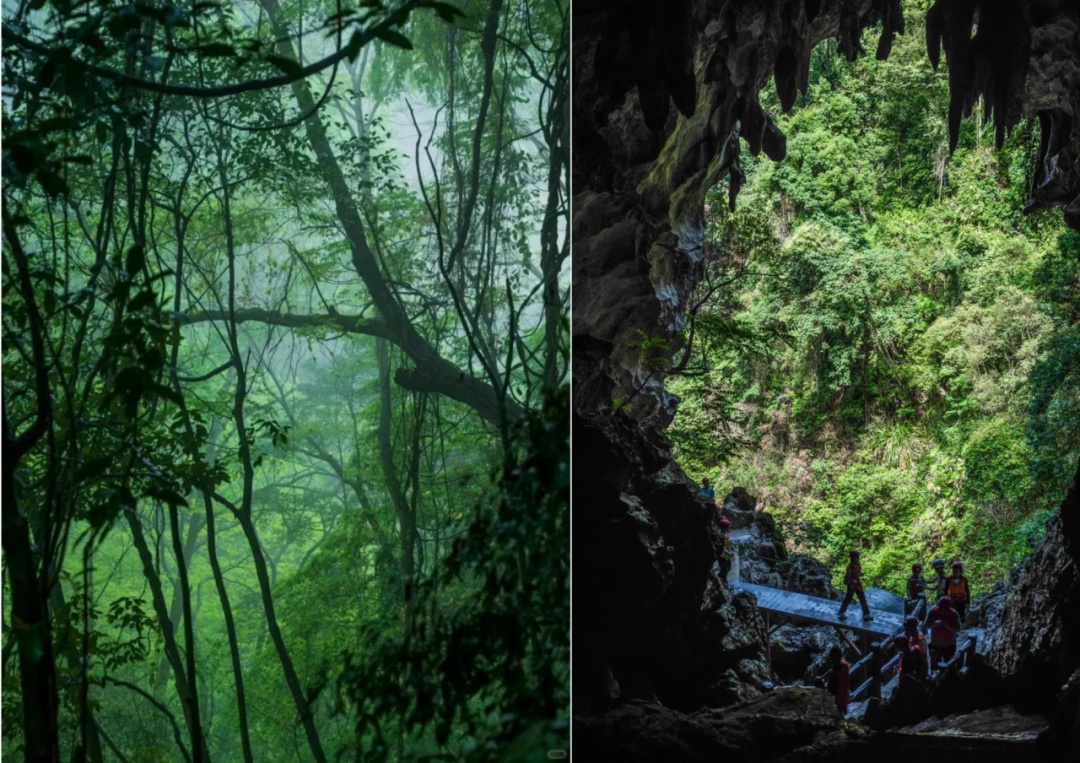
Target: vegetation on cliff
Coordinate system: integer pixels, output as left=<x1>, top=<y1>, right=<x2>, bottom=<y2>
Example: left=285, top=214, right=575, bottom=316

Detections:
left=668, top=2, right=1079, bottom=594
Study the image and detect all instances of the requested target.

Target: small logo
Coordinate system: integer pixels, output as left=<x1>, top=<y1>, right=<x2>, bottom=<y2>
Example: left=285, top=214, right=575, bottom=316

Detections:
left=547, top=751, right=568, bottom=760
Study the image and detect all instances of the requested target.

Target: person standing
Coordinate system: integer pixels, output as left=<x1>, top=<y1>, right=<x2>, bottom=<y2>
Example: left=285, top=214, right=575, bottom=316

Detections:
left=837, top=549, right=872, bottom=621
left=947, top=560, right=971, bottom=624
left=930, top=558, right=948, bottom=600
left=700, top=477, right=715, bottom=502
left=905, top=562, right=927, bottom=619
left=902, top=615, right=928, bottom=679
left=821, top=646, right=852, bottom=715
left=924, top=596, right=961, bottom=668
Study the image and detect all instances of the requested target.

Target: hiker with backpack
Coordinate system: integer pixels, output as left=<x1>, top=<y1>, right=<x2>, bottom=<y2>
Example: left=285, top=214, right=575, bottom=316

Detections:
left=905, top=562, right=927, bottom=619
left=947, top=560, right=971, bottom=624
left=820, top=645, right=852, bottom=715
left=837, top=549, right=872, bottom=621
left=924, top=595, right=961, bottom=670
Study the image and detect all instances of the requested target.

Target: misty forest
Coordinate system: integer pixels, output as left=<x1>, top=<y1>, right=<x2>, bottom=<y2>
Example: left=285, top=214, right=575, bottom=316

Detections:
left=1, top=0, right=568, bottom=761
left=668, top=1, right=1078, bottom=593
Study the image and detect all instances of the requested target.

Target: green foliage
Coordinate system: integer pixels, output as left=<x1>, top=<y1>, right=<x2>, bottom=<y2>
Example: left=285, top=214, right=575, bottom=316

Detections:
left=3, top=0, right=568, bottom=759
left=669, top=0, right=1077, bottom=593
left=339, top=385, right=569, bottom=761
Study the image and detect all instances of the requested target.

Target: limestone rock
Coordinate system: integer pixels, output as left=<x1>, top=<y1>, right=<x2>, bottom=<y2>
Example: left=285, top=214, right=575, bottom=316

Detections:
left=722, top=487, right=758, bottom=528
left=786, top=555, right=839, bottom=600
left=966, top=579, right=1007, bottom=631
left=986, top=510, right=1080, bottom=710
left=770, top=625, right=844, bottom=683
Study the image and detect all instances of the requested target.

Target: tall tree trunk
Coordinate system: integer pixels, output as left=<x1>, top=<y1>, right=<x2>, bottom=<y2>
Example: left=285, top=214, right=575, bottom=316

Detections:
left=152, top=513, right=204, bottom=694
left=125, top=511, right=209, bottom=762
left=2, top=470, right=59, bottom=763
left=377, top=337, right=417, bottom=612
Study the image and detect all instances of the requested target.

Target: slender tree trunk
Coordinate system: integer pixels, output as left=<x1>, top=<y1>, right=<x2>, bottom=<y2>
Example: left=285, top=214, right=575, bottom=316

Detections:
left=153, top=513, right=204, bottom=694
left=215, top=121, right=328, bottom=763
left=377, top=337, right=417, bottom=611
left=125, top=510, right=209, bottom=762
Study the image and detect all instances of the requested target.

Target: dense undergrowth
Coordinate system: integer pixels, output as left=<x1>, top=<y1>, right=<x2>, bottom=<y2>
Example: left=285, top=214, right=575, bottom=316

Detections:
left=668, top=2, right=1080, bottom=595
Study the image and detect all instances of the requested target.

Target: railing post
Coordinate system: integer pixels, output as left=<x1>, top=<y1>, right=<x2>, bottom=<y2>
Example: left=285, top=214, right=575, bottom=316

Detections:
left=869, top=641, right=882, bottom=699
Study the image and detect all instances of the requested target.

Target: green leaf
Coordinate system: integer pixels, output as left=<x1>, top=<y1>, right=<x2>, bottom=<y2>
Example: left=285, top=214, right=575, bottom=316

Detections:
left=145, top=484, right=189, bottom=507
left=77, top=456, right=113, bottom=482
left=133, top=138, right=153, bottom=164
left=129, top=289, right=157, bottom=311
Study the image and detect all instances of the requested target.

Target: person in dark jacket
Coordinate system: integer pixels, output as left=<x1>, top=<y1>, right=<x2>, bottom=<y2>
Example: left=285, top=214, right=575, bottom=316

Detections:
left=930, top=558, right=948, bottom=599
left=905, top=562, right=927, bottom=619
left=837, top=549, right=872, bottom=621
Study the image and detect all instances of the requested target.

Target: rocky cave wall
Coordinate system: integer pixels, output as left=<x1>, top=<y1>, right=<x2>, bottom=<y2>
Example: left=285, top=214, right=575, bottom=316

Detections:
left=573, top=0, right=1080, bottom=716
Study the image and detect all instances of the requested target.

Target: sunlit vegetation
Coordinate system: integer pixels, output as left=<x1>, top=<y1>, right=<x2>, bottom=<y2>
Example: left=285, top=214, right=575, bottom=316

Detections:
left=668, top=1, right=1078, bottom=595
left=2, top=0, right=568, bottom=760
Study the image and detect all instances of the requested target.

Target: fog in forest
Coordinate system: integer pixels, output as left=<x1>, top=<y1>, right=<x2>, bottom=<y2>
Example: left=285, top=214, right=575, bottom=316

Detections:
left=1, top=0, right=568, bottom=760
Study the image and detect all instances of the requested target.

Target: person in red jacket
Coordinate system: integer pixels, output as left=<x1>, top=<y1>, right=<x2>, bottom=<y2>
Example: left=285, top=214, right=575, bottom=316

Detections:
left=837, top=549, right=872, bottom=621
left=924, top=596, right=961, bottom=668
left=821, top=645, right=852, bottom=714
left=898, top=616, right=928, bottom=680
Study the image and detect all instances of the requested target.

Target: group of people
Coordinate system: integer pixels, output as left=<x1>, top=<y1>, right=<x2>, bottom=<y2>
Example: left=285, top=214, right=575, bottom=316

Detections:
left=906, top=558, right=970, bottom=623
left=822, top=553, right=973, bottom=713
left=837, top=552, right=971, bottom=625
left=701, top=477, right=975, bottom=713
left=907, top=558, right=970, bottom=667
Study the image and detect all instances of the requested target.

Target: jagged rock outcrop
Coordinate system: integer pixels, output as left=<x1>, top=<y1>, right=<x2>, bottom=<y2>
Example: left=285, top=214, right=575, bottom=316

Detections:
left=573, top=418, right=772, bottom=713
left=926, top=0, right=1080, bottom=227
left=966, top=579, right=1007, bottom=632
left=574, top=689, right=870, bottom=763
left=722, top=486, right=758, bottom=528
left=986, top=509, right=1080, bottom=710
left=784, top=555, right=838, bottom=600
left=771, top=624, right=845, bottom=683
left=574, top=0, right=1080, bottom=752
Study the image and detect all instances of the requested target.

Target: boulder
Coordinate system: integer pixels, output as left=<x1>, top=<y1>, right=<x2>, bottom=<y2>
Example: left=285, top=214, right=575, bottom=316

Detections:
left=739, top=556, right=783, bottom=589
left=722, top=488, right=758, bottom=529
left=770, top=625, right=844, bottom=683
left=786, top=555, right=838, bottom=600
left=966, top=579, right=1007, bottom=631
